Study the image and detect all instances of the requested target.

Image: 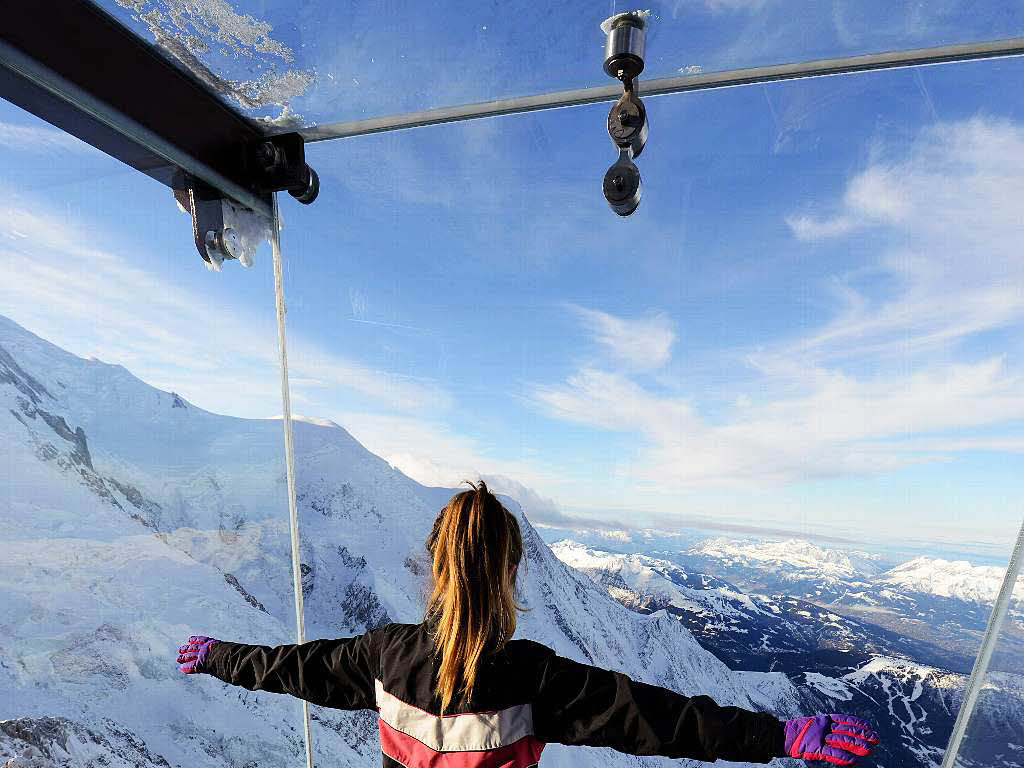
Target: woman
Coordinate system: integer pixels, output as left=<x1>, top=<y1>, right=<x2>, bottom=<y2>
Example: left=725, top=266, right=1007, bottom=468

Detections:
left=178, top=481, right=878, bottom=767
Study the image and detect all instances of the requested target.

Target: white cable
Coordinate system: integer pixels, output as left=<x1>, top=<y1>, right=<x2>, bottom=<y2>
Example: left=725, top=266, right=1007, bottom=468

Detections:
left=271, top=192, right=315, bottom=768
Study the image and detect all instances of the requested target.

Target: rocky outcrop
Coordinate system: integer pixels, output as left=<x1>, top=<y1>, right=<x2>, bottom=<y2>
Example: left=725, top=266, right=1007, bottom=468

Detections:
left=0, top=345, right=52, bottom=406
left=224, top=573, right=268, bottom=613
left=0, top=717, right=170, bottom=768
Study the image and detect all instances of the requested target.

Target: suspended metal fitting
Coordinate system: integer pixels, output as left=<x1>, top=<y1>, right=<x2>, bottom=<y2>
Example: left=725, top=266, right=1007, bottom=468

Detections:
left=174, top=185, right=273, bottom=271
left=171, top=132, right=318, bottom=271
left=601, top=12, right=649, bottom=216
left=603, top=12, right=646, bottom=81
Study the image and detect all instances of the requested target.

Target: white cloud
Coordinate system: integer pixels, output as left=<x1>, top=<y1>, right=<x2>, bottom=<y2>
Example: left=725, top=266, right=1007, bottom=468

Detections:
left=0, top=122, right=97, bottom=156
left=781, top=116, right=1024, bottom=366
left=568, top=305, right=676, bottom=369
left=0, top=190, right=447, bottom=419
left=786, top=213, right=855, bottom=241
left=535, top=115, right=1024, bottom=490
left=536, top=367, right=695, bottom=436
left=536, top=357, right=1024, bottom=489
left=788, top=167, right=910, bottom=241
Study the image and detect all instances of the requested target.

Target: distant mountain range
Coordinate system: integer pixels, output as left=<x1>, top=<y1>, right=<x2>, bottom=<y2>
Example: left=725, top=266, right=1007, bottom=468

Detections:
left=551, top=540, right=960, bottom=675
left=667, top=537, right=1024, bottom=673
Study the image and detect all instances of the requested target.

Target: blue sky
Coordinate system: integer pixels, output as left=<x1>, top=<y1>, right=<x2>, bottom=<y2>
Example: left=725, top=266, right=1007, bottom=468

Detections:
left=2, top=0, right=1023, bottom=557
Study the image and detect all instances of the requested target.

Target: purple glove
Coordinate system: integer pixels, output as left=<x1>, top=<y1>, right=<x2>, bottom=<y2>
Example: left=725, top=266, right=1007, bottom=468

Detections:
left=177, top=635, right=219, bottom=674
left=784, top=714, right=879, bottom=764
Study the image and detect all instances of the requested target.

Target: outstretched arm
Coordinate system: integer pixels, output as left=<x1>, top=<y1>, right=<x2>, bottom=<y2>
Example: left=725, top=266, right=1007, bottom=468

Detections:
left=529, top=647, right=878, bottom=764
left=177, top=633, right=380, bottom=710
left=530, top=648, right=784, bottom=762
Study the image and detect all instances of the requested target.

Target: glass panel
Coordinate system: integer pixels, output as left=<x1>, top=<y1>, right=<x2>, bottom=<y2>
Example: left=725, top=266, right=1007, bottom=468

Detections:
left=87, top=0, right=1024, bottom=127
left=950, top=527, right=1024, bottom=768
left=0, top=100, right=308, bottom=765
left=282, top=53, right=1024, bottom=766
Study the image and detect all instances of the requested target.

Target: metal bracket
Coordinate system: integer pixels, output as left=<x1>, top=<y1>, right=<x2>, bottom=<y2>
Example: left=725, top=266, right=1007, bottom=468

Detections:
left=248, top=132, right=319, bottom=205
left=172, top=132, right=318, bottom=271
left=174, top=184, right=273, bottom=271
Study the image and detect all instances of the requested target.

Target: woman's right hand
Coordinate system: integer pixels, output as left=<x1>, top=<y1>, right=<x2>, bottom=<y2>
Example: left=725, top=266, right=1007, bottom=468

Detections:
left=177, top=635, right=219, bottom=674
left=783, top=714, right=880, bottom=764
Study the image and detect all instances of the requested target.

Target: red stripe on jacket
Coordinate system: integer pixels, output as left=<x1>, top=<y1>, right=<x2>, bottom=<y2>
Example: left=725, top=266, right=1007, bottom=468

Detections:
left=379, top=719, right=545, bottom=768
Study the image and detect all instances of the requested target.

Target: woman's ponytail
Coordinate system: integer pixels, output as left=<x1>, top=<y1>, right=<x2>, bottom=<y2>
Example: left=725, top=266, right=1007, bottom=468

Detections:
left=425, top=480, right=523, bottom=713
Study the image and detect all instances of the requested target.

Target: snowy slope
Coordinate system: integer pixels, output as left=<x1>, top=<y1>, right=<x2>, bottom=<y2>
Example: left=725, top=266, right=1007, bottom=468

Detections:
left=0, top=315, right=801, bottom=768
left=879, top=557, right=1024, bottom=605
left=812, top=658, right=1024, bottom=768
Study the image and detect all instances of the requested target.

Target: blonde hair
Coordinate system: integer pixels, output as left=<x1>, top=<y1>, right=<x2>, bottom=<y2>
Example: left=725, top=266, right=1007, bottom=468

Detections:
left=425, top=480, right=523, bottom=712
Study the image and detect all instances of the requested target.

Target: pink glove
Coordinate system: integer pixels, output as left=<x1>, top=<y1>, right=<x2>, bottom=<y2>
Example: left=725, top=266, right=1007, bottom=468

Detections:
left=177, top=635, right=219, bottom=674
left=784, top=714, right=880, bottom=764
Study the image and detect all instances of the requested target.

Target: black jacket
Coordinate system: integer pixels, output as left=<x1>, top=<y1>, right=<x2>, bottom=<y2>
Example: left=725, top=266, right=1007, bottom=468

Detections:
left=203, top=622, right=785, bottom=767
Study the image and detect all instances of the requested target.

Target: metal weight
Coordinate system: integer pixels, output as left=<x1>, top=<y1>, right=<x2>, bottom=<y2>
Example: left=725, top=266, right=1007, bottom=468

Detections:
left=603, top=151, right=643, bottom=217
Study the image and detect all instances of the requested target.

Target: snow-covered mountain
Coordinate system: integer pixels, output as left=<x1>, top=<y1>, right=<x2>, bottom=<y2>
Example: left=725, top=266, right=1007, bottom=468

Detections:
left=879, top=557, right=1024, bottom=605
left=0, top=315, right=800, bottom=768
left=688, top=537, right=887, bottom=585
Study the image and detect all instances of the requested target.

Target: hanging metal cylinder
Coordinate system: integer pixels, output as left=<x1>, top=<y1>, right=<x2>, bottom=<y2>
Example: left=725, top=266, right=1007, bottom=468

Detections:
left=603, top=13, right=646, bottom=81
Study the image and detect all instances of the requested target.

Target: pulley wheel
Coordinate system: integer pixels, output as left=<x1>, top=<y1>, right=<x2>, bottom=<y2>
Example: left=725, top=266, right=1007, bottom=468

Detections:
left=607, top=93, right=648, bottom=159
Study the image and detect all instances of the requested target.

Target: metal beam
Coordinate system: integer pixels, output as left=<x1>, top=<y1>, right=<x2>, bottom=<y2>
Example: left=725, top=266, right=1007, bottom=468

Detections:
left=1, top=0, right=271, bottom=217
left=299, top=36, right=1024, bottom=143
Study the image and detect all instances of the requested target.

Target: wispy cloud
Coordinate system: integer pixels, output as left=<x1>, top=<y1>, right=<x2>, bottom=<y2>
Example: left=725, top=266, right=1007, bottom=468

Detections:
left=785, top=214, right=855, bottom=240
left=0, top=121, right=97, bottom=156
left=535, top=115, right=1024, bottom=490
left=781, top=116, right=1024, bottom=365
left=568, top=305, right=676, bottom=369
left=0, top=189, right=448, bottom=419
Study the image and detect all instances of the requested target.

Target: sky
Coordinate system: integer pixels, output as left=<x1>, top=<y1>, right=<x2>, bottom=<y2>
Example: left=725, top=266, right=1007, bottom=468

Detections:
left=2, top=0, right=1023, bottom=557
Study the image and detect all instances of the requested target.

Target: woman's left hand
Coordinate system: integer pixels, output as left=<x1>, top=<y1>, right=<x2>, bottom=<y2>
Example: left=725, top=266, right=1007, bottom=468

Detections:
left=784, top=714, right=880, bottom=764
left=177, top=635, right=219, bottom=674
